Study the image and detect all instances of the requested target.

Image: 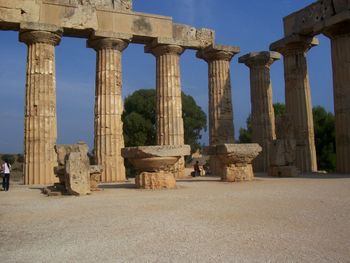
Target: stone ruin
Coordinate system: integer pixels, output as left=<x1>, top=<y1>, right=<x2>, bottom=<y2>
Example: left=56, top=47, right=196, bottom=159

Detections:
left=204, top=144, right=262, bottom=182
left=0, top=0, right=349, bottom=188
left=268, top=115, right=299, bottom=177
left=44, top=142, right=103, bottom=196
left=122, top=145, right=190, bottom=190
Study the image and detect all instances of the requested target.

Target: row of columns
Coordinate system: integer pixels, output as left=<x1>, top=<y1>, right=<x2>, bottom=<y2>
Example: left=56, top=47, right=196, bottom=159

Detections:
left=19, top=18, right=350, bottom=185
left=20, top=27, right=239, bottom=185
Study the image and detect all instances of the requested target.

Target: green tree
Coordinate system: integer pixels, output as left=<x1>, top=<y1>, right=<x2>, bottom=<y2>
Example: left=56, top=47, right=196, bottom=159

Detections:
left=122, top=89, right=207, bottom=151
left=313, top=106, right=336, bottom=171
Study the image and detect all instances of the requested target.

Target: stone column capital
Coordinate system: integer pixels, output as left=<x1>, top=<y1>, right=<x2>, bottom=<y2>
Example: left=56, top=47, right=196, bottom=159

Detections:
left=270, top=35, right=319, bottom=55
left=87, top=37, right=129, bottom=51
left=19, top=30, right=62, bottom=46
left=196, top=44, right=240, bottom=62
left=239, top=51, right=281, bottom=67
left=145, top=44, right=184, bottom=57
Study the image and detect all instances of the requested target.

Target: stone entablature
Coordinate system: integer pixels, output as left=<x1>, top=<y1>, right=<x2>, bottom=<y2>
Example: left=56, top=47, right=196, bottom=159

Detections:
left=283, top=0, right=350, bottom=36
left=0, top=0, right=215, bottom=49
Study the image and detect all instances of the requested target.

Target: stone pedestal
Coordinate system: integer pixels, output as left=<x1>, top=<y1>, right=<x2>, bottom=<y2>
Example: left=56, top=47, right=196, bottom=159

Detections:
left=205, top=144, right=262, bottom=182
left=121, top=145, right=190, bottom=190
left=324, top=20, right=350, bottom=173
left=270, top=35, right=318, bottom=173
left=146, top=43, right=186, bottom=178
left=20, top=28, right=62, bottom=185
left=239, top=51, right=280, bottom=172
left=88, top=36, right=129, bottom=182
left=197, top=45, right=240, bottom=176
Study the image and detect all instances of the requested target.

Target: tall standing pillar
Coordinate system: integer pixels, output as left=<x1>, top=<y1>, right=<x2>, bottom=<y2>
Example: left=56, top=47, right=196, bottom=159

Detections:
left=239, top=52, right=280, bottom=172
left=88, top=36, right=129, bottom=182
left=197, top=45, right=240, bottom=175
left=145, top=43, right=185, bottom=178
left=270, top=35, right=318, bottom=173
left=19, top=28, right=62, bottom=185
left=324, top=20, right=350, bottom=173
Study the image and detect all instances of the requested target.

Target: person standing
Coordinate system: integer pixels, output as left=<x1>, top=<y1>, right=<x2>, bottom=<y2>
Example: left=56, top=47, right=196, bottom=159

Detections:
left=2, top=159, right=11, bottom=191
left=194, top=161, right=200, bottom=177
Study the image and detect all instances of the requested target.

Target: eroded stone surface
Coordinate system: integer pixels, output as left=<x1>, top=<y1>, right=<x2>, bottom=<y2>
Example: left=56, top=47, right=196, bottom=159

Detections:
left=65, top=151, right=91, bottom=195
left=205, top=144, right=262, bottom=182
left=136, top=171, right=176, bottom=190
left=122, top=145, right=190, bottom=189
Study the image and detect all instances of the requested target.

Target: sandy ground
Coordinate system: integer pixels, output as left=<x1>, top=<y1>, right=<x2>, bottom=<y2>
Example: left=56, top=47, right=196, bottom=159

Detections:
left=1, top=173, right=350, bottom=263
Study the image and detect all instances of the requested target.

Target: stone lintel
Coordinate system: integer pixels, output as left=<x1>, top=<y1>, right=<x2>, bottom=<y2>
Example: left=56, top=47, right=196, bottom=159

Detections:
left=121, top=145, right=191, bottom=159
left=270, top=34, right=319, bottom=54
left=196, top=44, right=240, bottom=61
left=322, top=11, right=350, bottom=38
left=283, top=0, right=350, bottom=36
left=172, top=23, right=215, bottom=50
left=238, top=51, right=281, bottom=66
left=0, top=1, right=174, bottom=42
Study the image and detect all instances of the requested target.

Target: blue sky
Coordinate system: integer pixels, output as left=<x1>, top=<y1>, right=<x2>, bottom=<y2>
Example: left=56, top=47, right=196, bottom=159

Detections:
left=0, top=0, right=334, bottom=153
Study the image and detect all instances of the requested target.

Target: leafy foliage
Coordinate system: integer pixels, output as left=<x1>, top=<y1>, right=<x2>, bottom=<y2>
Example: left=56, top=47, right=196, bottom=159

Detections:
left=122, top=89, right=207, bottom=151
left=1, top=154, right=15, bottom=165
left=313, top=106, right=336, bottom=172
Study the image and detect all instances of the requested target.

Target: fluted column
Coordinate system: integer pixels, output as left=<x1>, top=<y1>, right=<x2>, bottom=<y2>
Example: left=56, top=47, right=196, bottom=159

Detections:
left=271, top=35, right=318, bottom=173
left=20, top=29, right=62, bottom=185
left=88, top=37, right=129, bottom=182
left=324, top=20, right=350, bottom=173
left=145, top=44, right=185, bottom=177
left=197, top=45, right=240, bottom=176
left=239, top=52, right=280, bottom=172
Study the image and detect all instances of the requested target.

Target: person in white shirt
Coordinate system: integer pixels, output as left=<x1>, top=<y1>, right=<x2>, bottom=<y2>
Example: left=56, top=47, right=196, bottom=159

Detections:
left=1, top=159, right=11, bottom=191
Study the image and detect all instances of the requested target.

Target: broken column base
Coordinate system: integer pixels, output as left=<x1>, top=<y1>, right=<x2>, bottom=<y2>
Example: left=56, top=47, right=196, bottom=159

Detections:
left=122, top=145, right=191, bottom=190
left=268, top=166, right=299, bottom=177
left=136, top=171, right=176, bottom=190
left=204, top=144, right=262, bottom=182
left=223, top=164, right=254, bottom=182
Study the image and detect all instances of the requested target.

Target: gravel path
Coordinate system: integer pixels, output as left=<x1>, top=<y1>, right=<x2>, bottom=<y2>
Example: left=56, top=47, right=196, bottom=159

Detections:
left=1, top=175, right=349, bottom=263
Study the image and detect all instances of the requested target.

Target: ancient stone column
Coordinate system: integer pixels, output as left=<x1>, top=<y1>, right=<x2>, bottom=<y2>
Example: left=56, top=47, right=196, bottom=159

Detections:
left=87, top=37, right=129, bottom=182
left=19, top=29, right=62, bottom=185
left=323, top=20, right=350, bottom=173
left=145, top=44, right=185, bottom=178
left=197, top=45, right=240, bottom=176
left=270, top=35, right=318, bottom=173
left=239, top=52, right=280, bottom=172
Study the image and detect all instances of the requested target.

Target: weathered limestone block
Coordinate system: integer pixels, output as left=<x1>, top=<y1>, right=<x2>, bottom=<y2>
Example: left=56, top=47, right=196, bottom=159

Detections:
left=136, top=171, right=176, bottom=190
left=205, top=144, right=262, bottom=182
left=65, top=151, right=91, bottom=196
left=121, top=145, right=190, bottom=189
left=90, top=165, right=103, bottom=191
left=53, top=143, right=103, bottom=195
left=268, top=115, right=300, bottom=177
left=269, top=140, right=296, bottom=167
left=269, top=166, right=299, bottom=178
